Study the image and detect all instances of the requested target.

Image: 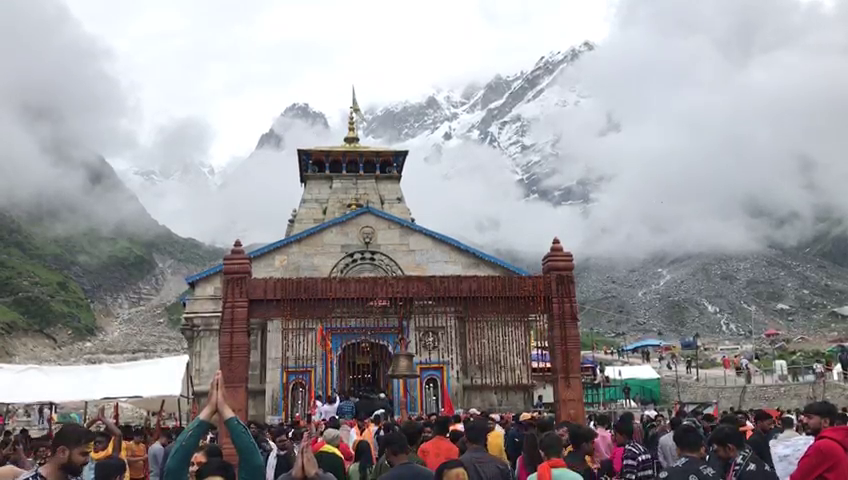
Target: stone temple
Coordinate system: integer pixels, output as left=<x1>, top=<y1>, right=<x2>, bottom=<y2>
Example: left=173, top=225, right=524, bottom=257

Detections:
left=181, top=94, right=584, bottom=423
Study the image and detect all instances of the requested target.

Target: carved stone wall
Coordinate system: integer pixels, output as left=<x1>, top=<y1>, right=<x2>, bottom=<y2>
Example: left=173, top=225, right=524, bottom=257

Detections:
left=184, top=215, right=552, bottom=418
left=292, top=176, right=411, bottom=234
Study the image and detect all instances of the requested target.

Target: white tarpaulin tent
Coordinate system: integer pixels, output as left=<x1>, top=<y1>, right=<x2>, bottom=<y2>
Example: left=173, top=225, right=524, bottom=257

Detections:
left=605, top=365, right=661, bottom=380
left=0, top=355, right=190, bottom=414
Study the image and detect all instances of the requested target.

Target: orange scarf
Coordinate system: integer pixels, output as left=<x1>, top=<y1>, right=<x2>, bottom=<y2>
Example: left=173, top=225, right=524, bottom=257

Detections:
left=537, top=458, right=568, bottom=480
left=361, top=424, right=377, bottom=463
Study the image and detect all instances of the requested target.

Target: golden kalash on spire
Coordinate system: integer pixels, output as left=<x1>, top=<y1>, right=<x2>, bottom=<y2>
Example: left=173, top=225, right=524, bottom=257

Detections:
left=295, top=86, right=409, bottom=185
left=343, top=86, right=366, bottom=146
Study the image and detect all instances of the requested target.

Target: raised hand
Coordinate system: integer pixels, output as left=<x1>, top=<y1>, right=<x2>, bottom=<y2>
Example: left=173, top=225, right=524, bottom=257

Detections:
left=215, top=371, right=236, bottom=421
left=299, top=434, right=318, bottom=478
left=290, top=441, right=304, bottom=479
left=198, top=372, right=219, bottom=421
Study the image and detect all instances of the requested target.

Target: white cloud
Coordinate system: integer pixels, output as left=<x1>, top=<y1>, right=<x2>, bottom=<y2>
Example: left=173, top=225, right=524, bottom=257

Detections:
left=5, top=0, right=848, bottom=266
left=539, top=0, right=848, bottom=257
left=62, top=0, right=611, bottom=168
left=0, top=0, right=137, bottom=210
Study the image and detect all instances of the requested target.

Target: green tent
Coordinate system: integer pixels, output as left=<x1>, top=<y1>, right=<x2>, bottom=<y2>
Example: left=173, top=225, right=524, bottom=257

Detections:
left=603, top=365, right=662, bottom=405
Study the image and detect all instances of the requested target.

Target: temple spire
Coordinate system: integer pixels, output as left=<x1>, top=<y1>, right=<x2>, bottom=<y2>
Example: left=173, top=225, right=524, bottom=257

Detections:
left=352, top=86, right=364, bottom=121
left=344, top=86, right=365, bottom=146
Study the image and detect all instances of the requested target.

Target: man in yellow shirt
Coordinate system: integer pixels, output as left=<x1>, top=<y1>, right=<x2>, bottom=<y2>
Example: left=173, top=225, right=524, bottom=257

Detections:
left=87, top=410, right=126, bottom=480
left=486, top=414, right=508, bottom=463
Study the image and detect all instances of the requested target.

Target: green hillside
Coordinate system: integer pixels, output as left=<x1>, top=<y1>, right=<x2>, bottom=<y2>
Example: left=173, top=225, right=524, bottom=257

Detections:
left=0, top=213, right=96, bottom=335
left=0, top=211, right=221, bottom=337
left=0, top=151, right=223, bottom=339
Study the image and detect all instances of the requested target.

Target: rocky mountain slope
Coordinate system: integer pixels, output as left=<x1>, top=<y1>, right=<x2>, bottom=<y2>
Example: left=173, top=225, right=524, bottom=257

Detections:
left=572, top=250, right=848, bottom=340
left=361, top=41, right=597, bottom=204
left=122, top=41, right=847, bottom=341
left=0, top=154, right=222, bottom=363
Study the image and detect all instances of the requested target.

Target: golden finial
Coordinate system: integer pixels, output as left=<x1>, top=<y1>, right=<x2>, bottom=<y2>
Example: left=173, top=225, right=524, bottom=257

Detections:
left=343, top=85, right=365, bottom=146
left=347, top=195, right=364, bottom=211
left=344, top=107, right=359, bottom=145
left=347, top=192, right=368, bottom=211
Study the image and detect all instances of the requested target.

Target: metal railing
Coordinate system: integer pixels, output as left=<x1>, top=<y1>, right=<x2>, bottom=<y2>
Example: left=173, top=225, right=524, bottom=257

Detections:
left=682, top=364, right=841, bottom=386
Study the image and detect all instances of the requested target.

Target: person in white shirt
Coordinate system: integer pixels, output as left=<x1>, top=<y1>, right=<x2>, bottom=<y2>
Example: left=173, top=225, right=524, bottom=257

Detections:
left=773, top=416, right=800, bottom=441
left=317, top=394, right=340, bottom=421
left=657, top=417, right=681, bottom=468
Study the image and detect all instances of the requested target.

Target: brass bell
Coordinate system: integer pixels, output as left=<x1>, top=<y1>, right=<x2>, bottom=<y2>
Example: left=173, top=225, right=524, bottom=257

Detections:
left=387, top=347, right=419, bottom=379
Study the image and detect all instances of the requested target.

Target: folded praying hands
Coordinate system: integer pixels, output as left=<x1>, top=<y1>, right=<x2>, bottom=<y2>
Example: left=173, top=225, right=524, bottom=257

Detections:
left=199, top=370, right=236, bottom=422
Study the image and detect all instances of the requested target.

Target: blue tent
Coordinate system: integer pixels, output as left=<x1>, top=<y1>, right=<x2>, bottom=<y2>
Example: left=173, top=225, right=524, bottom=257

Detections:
left=532, top=351, right=597, bottom=365
left=531, top=351, right=550, bottom=363
left=623, top=339, right=667, bottom=352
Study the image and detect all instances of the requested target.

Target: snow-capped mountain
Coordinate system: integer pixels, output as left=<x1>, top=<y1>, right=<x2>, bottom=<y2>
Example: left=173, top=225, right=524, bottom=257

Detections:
left=255, top=103, right=331, bottom=150
left=112, top=41, right=848, bottom=339
left=125, top=162, right=216, bottom=187
left=361, top=41, right=596, bottom=204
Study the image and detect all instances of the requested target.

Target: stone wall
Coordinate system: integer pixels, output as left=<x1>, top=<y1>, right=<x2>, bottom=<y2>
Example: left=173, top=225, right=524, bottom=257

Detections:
left=185, top=210, right=518, bottom=419
left=662, top=378, right=848, bottom=410
left=251, top=212, right=509, bottom=278
left=292, top=176, right=411, bottom=234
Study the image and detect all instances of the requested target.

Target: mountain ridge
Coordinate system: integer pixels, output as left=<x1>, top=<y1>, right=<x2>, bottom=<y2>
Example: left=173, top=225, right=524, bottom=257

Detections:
left=117, top=42, right=848, bottom=341
left=0, top=153, right=222, bottom=362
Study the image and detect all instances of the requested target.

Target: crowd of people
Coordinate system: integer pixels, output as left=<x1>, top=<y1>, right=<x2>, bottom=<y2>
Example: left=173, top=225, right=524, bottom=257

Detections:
left=4, top=370, right=848, bottom=479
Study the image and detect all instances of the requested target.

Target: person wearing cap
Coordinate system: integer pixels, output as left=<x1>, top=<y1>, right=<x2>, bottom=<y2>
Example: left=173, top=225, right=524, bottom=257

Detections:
left=790, top=401, right=848, bottom=480
left=505, top=414, right=528, bottom=470
left=485, top=415, right=508, bottom=463
left=314, top=429, right=347, bottom=480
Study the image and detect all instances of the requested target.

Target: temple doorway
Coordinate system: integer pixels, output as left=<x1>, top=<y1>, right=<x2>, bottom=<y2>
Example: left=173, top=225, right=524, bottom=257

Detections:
left=423, top=377, right=441, bottom=415
left=338, top=341, right=392, bottom=396
left=289, top=381, right=308, bottom=419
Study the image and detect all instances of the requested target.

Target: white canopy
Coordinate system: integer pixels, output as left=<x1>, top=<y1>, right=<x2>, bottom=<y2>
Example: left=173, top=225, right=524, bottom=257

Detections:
left=0, top=355, right=190, bottom=413
left=605, top=365, right=661, bottom=380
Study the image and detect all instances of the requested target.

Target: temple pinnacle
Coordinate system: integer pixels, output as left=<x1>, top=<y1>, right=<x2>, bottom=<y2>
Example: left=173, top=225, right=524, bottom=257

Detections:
left=343, top=86, right=365, bottom=146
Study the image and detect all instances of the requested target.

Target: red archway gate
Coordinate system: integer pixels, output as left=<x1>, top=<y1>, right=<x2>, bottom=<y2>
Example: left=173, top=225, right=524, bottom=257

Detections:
left=217, top=238, right=583, bottom=462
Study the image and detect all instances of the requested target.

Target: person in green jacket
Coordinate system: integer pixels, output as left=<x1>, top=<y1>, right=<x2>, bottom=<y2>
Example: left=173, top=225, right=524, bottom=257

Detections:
left=163, top=370, right=264, bottom=480
left=370, top=421, right=425, bottom=479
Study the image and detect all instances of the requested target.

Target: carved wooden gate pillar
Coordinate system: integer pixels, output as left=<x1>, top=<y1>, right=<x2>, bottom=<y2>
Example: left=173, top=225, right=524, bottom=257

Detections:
left=542, top=237, right=585, bottom=423
left=219, top=240, right=252, bottom=464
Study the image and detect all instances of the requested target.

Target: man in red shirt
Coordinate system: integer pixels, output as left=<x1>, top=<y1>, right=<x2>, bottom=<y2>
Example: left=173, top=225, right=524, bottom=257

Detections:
left=791, top=401, right=848, bottom=480
left=418, top=416, right=459, bottom=470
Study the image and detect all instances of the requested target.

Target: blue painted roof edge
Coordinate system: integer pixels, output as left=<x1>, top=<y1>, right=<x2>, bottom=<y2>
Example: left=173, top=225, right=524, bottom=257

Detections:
left=185, top=206, right=529, bottom=285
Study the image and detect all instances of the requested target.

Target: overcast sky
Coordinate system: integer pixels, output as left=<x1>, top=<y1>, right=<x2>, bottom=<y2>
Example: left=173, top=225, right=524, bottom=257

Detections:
left=63, top=0, right=611, bottom=168
left=4, top=0, right=846, bottom=258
